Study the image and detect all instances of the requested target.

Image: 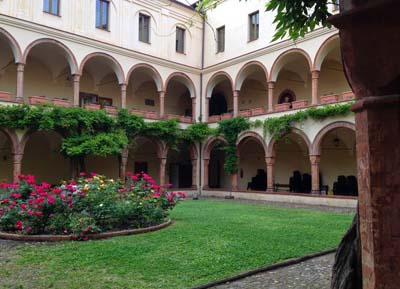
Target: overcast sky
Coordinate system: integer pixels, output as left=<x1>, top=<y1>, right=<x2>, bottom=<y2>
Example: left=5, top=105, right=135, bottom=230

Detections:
left=175, top=0, right=198, bottom=5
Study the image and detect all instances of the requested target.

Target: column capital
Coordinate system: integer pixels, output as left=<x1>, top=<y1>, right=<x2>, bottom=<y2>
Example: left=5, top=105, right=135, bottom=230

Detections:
left=267, top=81, right=276, bottom=88
left=16, top=62, right=25, bottom=70
left=12, top=153, right=23, bottom=163
left=310, top=155, right=321, bottom=164
left=312, top=70, right=320, bottom=79
left=120, top=83, right=127, bottom=89
left=265, top=156, right=275, bottom=165
left=233, top=90, right=240, bottom=97
left=72, top=74, right=81, bottom=81
left=158, top=90, right=166, bottom=96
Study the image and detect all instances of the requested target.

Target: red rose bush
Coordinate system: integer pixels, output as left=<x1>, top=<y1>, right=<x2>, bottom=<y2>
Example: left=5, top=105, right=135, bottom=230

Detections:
left=0, top=173, right=185, bottom=239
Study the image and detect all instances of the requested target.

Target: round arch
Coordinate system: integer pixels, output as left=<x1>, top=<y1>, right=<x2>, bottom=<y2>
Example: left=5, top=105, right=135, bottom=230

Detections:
left=269, top=48, right=313, bottom=82
left=132, top=135, right=166, bottom=159
left=126, top=63, right=163, bottom=92
left=237, top=131, right=267, bottom=157
left=0, top=27, right=23, bottom=63
left=311, top=121, right=356, bottom=155
left=313, top=34, right=340, bottom=71
left=164, top=72, right=197, bottom=99
left=203, top=136, right=228, bottom=160
left=80, top=52, right=125, bottom=84
left=205, top=71, right=234, bottom=99
left=267, top=128, right=312, bottom=157
left=23, top=38, right=79, bottom=74
left=235, top=61, right=268, bottom=91
left=0, top=128, right=19, bottom=155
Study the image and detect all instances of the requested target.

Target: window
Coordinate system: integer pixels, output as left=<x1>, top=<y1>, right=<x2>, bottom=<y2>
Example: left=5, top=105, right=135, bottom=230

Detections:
left=96, top=0, right=109, bottom=30
left=176, top=27, right=185, bottom=53
left=139, top=13, right=151, bottom=43
left=43, top=0, right=60, bottom=16
left=249, top=11, right=259, bottom=41
left=217, top=26, right=225, bottom=53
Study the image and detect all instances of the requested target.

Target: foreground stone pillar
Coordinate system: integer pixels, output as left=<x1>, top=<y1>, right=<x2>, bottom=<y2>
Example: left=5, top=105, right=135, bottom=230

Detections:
left=12, top=153, right=23, bottom=183
left=159, top=157, right=167, bottom=186
left=311, top=70, right=320, bottom=105
left=267, top=81, right=275, bottom=113
left=310, top=155, right=321, bottom=194
left=73, top=74, right=80, bottom=106
left=119, top=148, right=129, bottom=182
left=231, top=172, right=238, bottom=191
left=204, top=98, right=209, bottom=122
left=233, top=90, right=239, bottom=117
left=203, top=159, right=209, bottom=189
left=159, top=91, right=165, bottom=119
left=352, top=95, right=400, bottom=289
left=192, top=98, right=196, bottom=122
left=16, top=63, right=25, bottom=102
left=266, top=157, right=275, bottom=192
left=120, top=84, right=127, bottom=109
left=191, top=158, right=197, bottom=189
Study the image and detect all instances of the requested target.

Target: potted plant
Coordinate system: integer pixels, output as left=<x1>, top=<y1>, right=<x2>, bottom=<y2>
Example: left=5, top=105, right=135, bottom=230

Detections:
left=291, top=100, right=309, bottom=109
left=320, top=94, right=339, bottom=104
left=0, top=91, right=13, bottom=102
left=29, top=96, right=49, bottom=105
left=52, top=98, right=71, bottom=107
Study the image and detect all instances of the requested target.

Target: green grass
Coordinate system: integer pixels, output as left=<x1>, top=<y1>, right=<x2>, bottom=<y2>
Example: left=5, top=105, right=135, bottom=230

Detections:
left=1, top=199, right=353, bottom=289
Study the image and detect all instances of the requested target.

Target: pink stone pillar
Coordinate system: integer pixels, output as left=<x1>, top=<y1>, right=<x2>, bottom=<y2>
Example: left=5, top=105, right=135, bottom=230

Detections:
left=120, top=84, right=127, bottom=109
left=231, top=172, right=238, bottom=191
left=191, top=158, right=197, bottom=189
left=16, top=63, right=25, bottom=102
left=266, top=157, right=275, bottom=192
left=119, top=148, right=129, bottom=182
left=268, top=81, right=275, bottom=113
left=12, top=153, right=23, bottom=183
left=312, top=70, right=320, bottom=106
left=204, top=98, right=209, bottom=122
left=310, top=155, right=321, bottom=194
left=192, top=98, right=196, bottom=122
left=203, top=159, right=209, bottom=189
left=73, top=74, right=80, bottom=106
left=159, top=91, right=165, bottom=119
left=233, top=90, right=239, bottom=117
left=159, top=157, right=167, bottom=186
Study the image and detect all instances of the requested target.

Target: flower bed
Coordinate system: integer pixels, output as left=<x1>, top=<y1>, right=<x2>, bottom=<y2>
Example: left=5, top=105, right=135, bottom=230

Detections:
left=0, top=173, right=185, bottom=241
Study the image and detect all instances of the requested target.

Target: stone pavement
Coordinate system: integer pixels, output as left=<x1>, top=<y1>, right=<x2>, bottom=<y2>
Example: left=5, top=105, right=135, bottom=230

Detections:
left=210, top=253, right=335, bottom=289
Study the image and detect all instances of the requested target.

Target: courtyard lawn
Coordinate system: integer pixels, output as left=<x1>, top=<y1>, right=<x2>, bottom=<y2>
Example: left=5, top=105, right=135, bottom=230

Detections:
left=0, top=199, right=353, bottom=289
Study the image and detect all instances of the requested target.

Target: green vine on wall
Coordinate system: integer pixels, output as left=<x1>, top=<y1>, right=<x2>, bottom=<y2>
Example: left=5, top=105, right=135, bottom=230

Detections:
left=263, top=102, right=353, bottom=140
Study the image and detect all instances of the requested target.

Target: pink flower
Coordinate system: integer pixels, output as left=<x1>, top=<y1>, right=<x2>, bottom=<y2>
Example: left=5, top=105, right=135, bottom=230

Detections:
left=15, top=220, right=23, bottom=230
left=27, top=210, right=33, bottom=216
left=26, top=175, right=36, bottom=184
left=90, top=172, right=97, bottom=177
left=60, top=194, right=66, bottom=200
left=18, top=174, right=26, bottom=180
left=10, top=193, right=21, bottom=199
left=178, top=192, right=187, bottom=199
left=165, top=184, right=172, bottom=188
left=131, top=175, right=139, bottom=181
left=28, top=199, right=35, bottom=206
left=126, top=171, right=132, bottom=176
left=47, top=195, right=56, bottom=205
left=52, top=189, right=62, bottom=195
left=79, top=172, right=86, bottom=176
left=21, top=203, right=27, bottom=210
left=25, top=226, right=32, bottom=233
left=34, top=211, right=43, bottom=217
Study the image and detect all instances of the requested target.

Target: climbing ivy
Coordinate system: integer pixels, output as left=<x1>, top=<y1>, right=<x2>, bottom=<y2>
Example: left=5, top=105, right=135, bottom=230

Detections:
left=264, top=102, right=353, bottom=140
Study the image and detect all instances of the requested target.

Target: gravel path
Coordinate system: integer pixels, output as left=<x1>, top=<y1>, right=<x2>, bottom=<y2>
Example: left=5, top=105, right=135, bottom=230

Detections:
left=210, top=253, right=335, bottom=289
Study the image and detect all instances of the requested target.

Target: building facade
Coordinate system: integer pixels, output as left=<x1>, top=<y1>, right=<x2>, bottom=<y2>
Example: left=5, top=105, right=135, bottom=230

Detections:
left=0, top=0, right=357, bottom=206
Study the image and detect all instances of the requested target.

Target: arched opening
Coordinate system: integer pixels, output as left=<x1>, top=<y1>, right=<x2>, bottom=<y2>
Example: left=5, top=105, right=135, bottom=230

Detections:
left=22, top=131, right=70, bottom=184
left=166, top=144, right=193, bottom=189
left=317, top=38, right=352, bottom=99
left=0, top=130, right=13, bottom=182
left=208, top=141, right=230, bottom=190
left=165, top=74, right=194, bottom=122
left=126, top=65, right=162, bottom=118
left=24, top=40, right=76, bottom=105
left=238, top=137, right=267, bottom=191
left=85, top=155, right=120, bottom=180
left=0, top=32, right=18, bottom=98
left=320, top=128, right=357, bottom=196
left=209, top=93, right=228, bottom=116
left=127, top=137, right=162, bottom=184
left=272, top=51, right=312, bottom=110
left=207, top=73, right=233, bottom=120
left=274, top=133, right=311, bottom=193
left=80, top=54, right=123, bottom=110
left=236, top=63, right=268, bottom=116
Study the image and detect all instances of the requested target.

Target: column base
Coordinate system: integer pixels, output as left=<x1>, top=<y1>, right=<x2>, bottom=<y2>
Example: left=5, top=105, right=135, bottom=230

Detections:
left=311, top=190, right=320, bottom=195
left=266, top=188, right=275, bottom=193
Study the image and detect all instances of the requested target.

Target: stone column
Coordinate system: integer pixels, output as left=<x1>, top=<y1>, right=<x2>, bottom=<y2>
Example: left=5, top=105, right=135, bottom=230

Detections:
left=16, top=63, right=25, bottom=102
left=310, top=155, right=321, bottom=194
left=268, top=81, right=275, bottom=113
left=72, top=74, right=80, bottom=107
left=204, top=98, right=209, bottom=122
left=159, top=91, right=165, bottom=119
left=266, top=157, right=275, bottom=192
left=12, top=153, right=23, bottom=183
left=119, top=148, right=129, bottom=182
left=231, top=172, right=238, bottom=191
left=159, top=157, right=167, bottom=186
left=192, top=98, right=196, bottom=122
left=312, top=70, right=320, bottom=106
left=203, top=159, right=209, bottom=189
left=191, top=158, right=197, bottom=189
left=233, top=90, right=239, bottom=117
left=120, top=84, right=127, bottom=109
left=352, top=95, right=400, bottom=289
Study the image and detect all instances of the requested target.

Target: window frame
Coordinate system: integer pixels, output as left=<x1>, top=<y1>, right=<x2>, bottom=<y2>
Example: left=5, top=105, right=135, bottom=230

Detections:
left=138, top=13, right=151, bottom=44
left=96, top=0, right=110, bottom=31
left=216, top=26, right=225, bottom=53
left=248, top=11, right=259, bottom=42
left=43, top=0, right=60, bottom=16
left=176, top=26, right=186, bottom=54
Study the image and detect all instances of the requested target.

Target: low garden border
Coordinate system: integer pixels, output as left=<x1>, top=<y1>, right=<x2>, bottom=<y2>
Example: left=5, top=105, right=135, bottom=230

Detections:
left=0, top=219, right=172, bottom=242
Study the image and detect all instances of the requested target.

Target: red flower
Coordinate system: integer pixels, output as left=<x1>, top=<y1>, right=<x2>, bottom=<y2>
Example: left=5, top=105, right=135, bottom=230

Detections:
left=21, top=203, right=27, bottom=210
left=90, top=172, right=97, bottom=177
left=18, top=174, right=26, bottom=180
left=79, top=172, right=86, bottom=176
left=178, top=192, right=187, bottom=199
left=15, top=220, right=23, bottom=230
left=126, top=171, right=132, bottom=176
left=47, top=195, right=56, bottom=205
left=52, top=189, right=62, bottom=195
left=26, top=175, right=36, bottom=184
left=34, top=211, right=43, bottom=217
left=60, top=194, right=66, bottom=200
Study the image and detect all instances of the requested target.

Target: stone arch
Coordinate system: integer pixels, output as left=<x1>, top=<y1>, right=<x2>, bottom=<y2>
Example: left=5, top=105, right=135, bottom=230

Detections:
left=311, top=121, right=356, bottom=155
left=267, top=128, right=312, bottom=157
left=313, top=34, right=340, bottom=71
left=0, top=27, right=23, bottom=63
left=236, top=131, right=267, bottom=157
left=0, top=128, right=19, bottom=155
left=79, top=52, right=125, bottom=84
left=165, top=72, right=197, bottom=98
left=269, top=48, right=313, bottom=82
left=234, top=61, right=268, bottom=91
left=23, top=38, right=79, bottom=74
left=205, top=71, right=234, bottom=99
left=132, top=135, right=166, bottom=159
left=126, top=63, right=163, bottom=92
left=203, top=136, right=228, bottom=160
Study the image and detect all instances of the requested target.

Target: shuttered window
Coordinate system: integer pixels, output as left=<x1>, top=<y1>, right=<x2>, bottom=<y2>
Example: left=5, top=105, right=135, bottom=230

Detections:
left=249, top=11, right=259, bottom=41
left=176, top=27, right=185, bottom=53
left=43, top=0, right=60, bottom=15
left=217, top=26, right=225, bottom=53
left=96, top=0, right=109, bottom=30
left=139, top=14, right=151, bottom=43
